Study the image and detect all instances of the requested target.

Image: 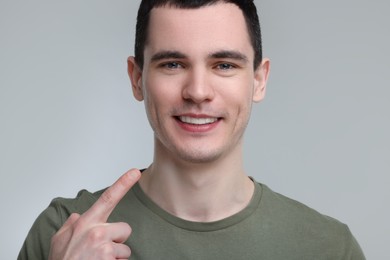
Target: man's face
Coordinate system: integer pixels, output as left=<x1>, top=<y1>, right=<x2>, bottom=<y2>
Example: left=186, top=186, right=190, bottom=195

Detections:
left=129, top=3, right=269, bottom=163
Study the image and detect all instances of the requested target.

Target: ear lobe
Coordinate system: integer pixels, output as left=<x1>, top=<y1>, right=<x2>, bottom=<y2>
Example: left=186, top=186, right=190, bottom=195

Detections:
left=127, top=56, right=144, bottom=101
left=253, top=58, right=270, bottom=103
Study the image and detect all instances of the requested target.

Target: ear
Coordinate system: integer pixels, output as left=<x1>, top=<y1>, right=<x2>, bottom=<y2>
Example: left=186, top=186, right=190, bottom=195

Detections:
left=127, top=56, right=144, bottom=101
left=252, top=58, right=270, bottom=103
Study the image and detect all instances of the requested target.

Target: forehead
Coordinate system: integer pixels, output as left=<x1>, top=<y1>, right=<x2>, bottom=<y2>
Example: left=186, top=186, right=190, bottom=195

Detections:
left=145, top=3, right=253, bottom=59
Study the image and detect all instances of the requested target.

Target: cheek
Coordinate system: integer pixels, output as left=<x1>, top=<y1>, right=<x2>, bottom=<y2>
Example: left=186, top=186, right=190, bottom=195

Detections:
left=145, top=74, right=184, bottom=103
left=217, top=78, right=254, bottom=106
left=143, top=77, right=177, bottom=119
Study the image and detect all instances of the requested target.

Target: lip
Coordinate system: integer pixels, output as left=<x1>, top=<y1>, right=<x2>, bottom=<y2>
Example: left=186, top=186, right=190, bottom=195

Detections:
left=174, top=114, right=221, bottom=133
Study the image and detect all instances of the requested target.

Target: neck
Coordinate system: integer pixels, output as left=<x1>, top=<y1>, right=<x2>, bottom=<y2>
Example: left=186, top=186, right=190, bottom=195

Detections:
left=138, top=140, right=254, bottom=222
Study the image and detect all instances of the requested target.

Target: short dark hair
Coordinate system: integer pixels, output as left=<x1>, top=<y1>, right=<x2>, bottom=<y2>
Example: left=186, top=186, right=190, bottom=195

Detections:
left=134, top=0, right=263, bottom=69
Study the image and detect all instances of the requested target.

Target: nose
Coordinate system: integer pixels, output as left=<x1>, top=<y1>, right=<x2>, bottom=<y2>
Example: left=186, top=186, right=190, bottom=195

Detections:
left=182, top=67, right=215, bottom=104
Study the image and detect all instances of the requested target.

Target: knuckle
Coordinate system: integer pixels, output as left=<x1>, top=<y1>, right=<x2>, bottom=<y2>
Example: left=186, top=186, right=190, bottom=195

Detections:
left=69, top=212, right=80, bottom=219
left=124, top=223, right=132, bottom=234
left=72, top=219, right=87, bottom=234
left=99, top=243, right=115, bottom=256
left=126, top=246, right=132, bottom=258
left=87, top=226, right=106, bottom=242
left=118, top=222, right=132, bottom=238
left=100, top=190, right=114, bottom=205
left=128, top=225, right=132, bottom=235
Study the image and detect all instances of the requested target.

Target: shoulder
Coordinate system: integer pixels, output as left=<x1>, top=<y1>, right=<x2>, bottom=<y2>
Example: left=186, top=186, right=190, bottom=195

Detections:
left=259, top=183, right=346, bottom=228
left=35, top=188, right=105, bottom=231
left=255, top=183, right=365, bottom=259
left=50, top=188, right=105, bottom=216
left=18, top=188, right=106, bottom=260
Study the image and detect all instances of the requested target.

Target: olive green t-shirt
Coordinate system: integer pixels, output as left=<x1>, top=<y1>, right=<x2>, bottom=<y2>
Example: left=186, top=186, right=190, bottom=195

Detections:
left=18, top=181, right=365, bottom=259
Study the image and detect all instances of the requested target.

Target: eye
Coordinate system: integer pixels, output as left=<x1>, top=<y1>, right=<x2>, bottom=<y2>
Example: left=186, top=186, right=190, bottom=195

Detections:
left=216, top=63, right=235, bottom=70
left=161, top=62, right=183, bottom=69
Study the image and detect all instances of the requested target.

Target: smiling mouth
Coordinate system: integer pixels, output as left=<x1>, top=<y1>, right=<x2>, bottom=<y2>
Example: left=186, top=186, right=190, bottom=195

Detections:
left=177, top=116, right=219, bottom=125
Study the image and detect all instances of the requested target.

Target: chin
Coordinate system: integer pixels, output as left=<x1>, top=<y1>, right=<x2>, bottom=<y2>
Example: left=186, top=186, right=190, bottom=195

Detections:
left=175, top=148, right=224, bottom=164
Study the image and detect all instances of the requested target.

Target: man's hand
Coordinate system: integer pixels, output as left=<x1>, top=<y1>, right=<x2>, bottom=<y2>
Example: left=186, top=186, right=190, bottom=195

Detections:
left=48, top=169, right=141, bottom=260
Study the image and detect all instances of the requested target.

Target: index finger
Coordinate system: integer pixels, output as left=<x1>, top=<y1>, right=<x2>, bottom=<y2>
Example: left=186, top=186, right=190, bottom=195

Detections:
left=84, top=169, right=141, bottom=222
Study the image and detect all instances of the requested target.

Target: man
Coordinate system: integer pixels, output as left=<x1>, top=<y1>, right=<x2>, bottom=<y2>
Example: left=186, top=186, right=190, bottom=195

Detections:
left=19, top=0, right=365, bottom=259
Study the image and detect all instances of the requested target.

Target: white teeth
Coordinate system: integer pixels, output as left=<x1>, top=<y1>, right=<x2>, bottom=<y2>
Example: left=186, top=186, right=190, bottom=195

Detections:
left=179, top=116, right=218, bottom=125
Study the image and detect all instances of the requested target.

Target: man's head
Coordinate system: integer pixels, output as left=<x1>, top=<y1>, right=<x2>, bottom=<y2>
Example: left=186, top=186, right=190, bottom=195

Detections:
left=127, top=1, right=270, bottom=164
left=134, top=0, right=262, bottom=70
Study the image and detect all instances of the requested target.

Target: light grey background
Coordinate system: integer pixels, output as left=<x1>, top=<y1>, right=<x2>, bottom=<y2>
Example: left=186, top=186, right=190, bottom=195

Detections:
left=1, top=0, right=389, bottom=259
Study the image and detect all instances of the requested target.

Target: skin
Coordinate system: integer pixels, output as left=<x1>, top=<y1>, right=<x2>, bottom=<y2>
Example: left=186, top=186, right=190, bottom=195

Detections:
left=49, top=3, right=270, bottom=259
left=128, top=3, right=270, bottom=222
left=48, top=169, right=141, bottom=260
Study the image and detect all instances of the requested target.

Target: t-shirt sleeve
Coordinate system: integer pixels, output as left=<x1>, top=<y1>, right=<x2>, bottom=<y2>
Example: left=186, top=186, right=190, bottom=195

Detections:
left=17, top=199, right=71, bottom=260
left=341, top=225, right=366, bottom=260
left=348, top=230, right=366, bottom=260
left=17, top=190, right=99, bottom=260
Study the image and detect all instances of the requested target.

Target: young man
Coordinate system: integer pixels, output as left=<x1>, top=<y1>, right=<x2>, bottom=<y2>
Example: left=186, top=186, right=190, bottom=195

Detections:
left=19, top=1, right=365, bottom=259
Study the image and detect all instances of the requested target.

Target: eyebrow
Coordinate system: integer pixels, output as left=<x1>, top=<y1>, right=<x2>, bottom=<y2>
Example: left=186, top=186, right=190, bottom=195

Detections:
left=151, top=51, right=187, bottom=62
left=209, top=50, right=249, bottom=63
left=150, top=50, right=249, bottom=63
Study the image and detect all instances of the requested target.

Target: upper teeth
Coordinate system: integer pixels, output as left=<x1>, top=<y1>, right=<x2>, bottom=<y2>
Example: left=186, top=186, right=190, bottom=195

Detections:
left=179, top=116, right=218, bottom=125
